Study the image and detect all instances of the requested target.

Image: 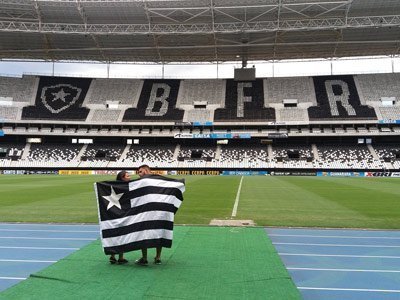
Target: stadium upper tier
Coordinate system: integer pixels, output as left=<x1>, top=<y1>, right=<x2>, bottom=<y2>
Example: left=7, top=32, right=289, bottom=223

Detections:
left=0, top=73, right=399, bottom=125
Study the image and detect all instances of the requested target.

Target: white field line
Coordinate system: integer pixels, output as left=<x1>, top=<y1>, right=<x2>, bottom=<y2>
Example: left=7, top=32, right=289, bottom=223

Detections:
left=0, top=259, right=56, bottom=263
left=288, top=267, right=400, bottom=273
left=269, top=234, right=400, bottom=240
left=0, top=237, right=96, bottom=241
left=274, top=242, right=400, bottom=248
left=0, top=277, right=26, bottom=280
left=0, top=246, right=79, bottom=250
left=231, top=176, right=244, bottom=218
left=298, top=287, right=400, bottom=293
left=279, top=253, right=400, bottom=259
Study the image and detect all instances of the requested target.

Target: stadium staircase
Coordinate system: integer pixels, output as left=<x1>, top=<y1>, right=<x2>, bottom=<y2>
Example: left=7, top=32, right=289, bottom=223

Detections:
left=75, top=144, right=88, bottom=163
left=21, top=143, right=30, bottom=160
left=311, top=144, right=319, bottom=160
left=367, top=144, right=390, bottom=169
left=173, top=144, right=180, bottom=161
left=85, top=109, right=95, bottom=122
left=267, top=144, right=273, bottom=160
left=215, top=145, right=221, bottom=160
left=118, top=144, right=131, bottom=162
left=117, top=110, right=125, bottom=122
left=384, top=162, right=394, bottom=170
left=367, top=144, right=379, bottom=160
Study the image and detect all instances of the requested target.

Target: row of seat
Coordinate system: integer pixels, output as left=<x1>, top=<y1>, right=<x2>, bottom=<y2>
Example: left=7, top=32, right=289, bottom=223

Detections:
left=2, top=143, right=399, bottom=169
left=2, top=126, right=398, bottom=135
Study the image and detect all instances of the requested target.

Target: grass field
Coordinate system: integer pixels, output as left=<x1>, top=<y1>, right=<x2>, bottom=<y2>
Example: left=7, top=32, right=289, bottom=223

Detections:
left=1, top=174, right=400, bottom=229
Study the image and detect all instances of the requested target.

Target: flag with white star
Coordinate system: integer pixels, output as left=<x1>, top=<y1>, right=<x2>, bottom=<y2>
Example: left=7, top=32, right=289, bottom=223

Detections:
left=94, top=174, right=185, bottom=255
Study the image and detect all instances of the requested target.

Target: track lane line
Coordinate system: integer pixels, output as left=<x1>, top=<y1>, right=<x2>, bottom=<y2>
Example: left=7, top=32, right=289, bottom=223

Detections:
left=0, top=237, right=96, bottom=241
left=0, top=223, right=98, bottom=227
left=0, top=246, right=79, bottom=250
left=0, top=229, right=98, bottom=233
left=269, top=234, right=400, bottom=240
left=274, top=242, right=400, bottom=248
left=288, top=267, right=400, bottom=273
left=0, top=277, right=27, bottom=280
left=279, top=253, right=400, bottom=259
left=298, top=287, right=400, bottom=293
left=0, top=259, right=57, bottom=263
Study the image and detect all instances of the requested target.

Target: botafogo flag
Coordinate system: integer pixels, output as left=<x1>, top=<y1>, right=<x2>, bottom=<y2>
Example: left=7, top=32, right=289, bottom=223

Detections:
left=94, top=174, right=185, bottom=255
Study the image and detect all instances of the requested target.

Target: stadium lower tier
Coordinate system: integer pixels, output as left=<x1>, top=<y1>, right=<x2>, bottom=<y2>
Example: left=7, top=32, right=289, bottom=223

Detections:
left=0, top=136, right=399, bottom=171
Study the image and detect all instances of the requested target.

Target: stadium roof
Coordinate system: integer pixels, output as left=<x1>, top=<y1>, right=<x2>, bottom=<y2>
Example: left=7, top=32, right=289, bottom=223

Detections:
left=1, top=0, right=400, bottom=63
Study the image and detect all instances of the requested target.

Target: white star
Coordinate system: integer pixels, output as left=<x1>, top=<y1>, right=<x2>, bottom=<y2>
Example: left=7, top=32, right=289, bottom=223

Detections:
left=103, top=187, right=124, bottom=210
left=52, top=89, right=69, bottom=102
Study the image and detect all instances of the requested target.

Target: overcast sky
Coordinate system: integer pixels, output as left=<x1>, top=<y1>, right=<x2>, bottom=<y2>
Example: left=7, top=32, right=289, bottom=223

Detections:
left=0, top=56, right=399, bottom=79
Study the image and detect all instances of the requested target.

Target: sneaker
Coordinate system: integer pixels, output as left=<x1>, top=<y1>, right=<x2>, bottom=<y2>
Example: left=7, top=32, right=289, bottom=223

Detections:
left=135, top=257, right=148, bottom=266
left=109, top=256, right=117, bottom=264
left=154, top=258, right=162, bottom=265
left=118, top=258, right=128, bottom=265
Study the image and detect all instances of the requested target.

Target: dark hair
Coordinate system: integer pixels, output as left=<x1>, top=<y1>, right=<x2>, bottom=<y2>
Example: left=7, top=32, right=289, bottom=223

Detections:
left=137, top=164, right=151, bottom=171
left=116, top=170, right=128, bottom=181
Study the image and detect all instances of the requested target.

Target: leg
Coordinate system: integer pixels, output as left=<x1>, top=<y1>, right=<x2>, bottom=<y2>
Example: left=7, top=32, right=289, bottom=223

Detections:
left=109, top=254, right=117, bottom=264
left=135, top=248, right=148, bottom=265
left=142, top=248, right=148, bottom=260
left=155, top=247, right=162, bottom=260
left=118, top=253, right=128, bottom=264
left=154, top=247, right=162, bottom=264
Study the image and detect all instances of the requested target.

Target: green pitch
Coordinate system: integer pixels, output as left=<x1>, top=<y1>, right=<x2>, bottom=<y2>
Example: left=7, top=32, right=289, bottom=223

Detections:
left=1, top=175, right=400, bottom=228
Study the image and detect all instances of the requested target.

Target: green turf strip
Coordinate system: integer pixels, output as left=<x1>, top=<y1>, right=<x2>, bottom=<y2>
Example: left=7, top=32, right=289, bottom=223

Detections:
left=0, top=226, right=300, bottom=300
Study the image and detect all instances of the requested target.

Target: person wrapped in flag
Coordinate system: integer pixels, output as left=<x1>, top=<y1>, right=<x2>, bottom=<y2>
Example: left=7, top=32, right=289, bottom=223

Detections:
left=94, top=165, right=185, bottom=265
left=108, top=170, right=131, bottom=265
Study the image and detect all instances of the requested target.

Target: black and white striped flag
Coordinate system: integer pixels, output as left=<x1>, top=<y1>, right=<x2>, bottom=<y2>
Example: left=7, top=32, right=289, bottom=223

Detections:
left=94, top=174, right=185, bottom=255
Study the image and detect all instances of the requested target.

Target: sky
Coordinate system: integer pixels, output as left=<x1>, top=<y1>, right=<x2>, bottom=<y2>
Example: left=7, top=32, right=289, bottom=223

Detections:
left=0, top=56, right=399, bottom=79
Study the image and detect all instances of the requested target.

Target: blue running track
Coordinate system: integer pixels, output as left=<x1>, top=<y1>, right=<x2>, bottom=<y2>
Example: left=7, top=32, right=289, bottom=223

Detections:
left=266, top=228, right=400, bottom=300
left=2, top=223, right=400, bottom=300
left=0, top=223, right=99, bottom=292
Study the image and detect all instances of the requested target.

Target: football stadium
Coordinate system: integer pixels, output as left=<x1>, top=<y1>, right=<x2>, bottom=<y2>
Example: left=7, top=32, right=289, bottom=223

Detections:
left=1, top=1, right=400, bottom=299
